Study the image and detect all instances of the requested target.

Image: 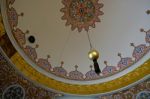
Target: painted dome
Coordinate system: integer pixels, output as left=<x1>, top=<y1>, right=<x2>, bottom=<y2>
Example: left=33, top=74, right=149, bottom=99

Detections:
left=0, top=0, right=150, bottom=96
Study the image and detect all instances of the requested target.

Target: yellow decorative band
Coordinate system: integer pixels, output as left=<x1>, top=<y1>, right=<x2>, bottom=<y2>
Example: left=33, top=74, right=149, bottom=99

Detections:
left=11, top=52, right=150, bottom=95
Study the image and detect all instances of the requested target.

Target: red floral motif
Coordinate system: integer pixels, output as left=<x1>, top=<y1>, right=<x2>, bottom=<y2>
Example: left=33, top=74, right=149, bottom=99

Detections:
left=24, top=46, right=37, bottom=61
left=145, top=30, right=150, bottom=44
left=117, top=57, right=134, bottom=69
left=37, top=58, right=52, bottom=72
left=132, top=44, right=150, bottom=61
left=61, top=0, right=104, bottom=32
left=69, top=65, right=84, bottom=80
left=53, top=67, right=67, bottom=77
left=5, top=0, right=150, bottom=81
left=13, top=28, right=26, bottom=46
left=102, top=66, right=117, bottom=76
left=7, top=7, right=18, bottom=29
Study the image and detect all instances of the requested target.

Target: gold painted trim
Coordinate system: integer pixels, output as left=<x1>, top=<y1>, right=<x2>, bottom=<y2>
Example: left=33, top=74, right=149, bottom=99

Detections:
left=11, top=52, right=150, bottom=95
left=1, top=7, right=150, bottom=95
left=0, top=15, right=5, bottom=38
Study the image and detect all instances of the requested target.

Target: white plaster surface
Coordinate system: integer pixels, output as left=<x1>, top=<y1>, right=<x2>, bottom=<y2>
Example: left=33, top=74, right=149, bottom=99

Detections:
left=1, top=0, right=150, bottom=85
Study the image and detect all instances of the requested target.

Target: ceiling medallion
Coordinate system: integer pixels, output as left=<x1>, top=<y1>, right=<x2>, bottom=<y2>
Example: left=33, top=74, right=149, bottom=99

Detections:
left=60, top=0, right=104, bottom=32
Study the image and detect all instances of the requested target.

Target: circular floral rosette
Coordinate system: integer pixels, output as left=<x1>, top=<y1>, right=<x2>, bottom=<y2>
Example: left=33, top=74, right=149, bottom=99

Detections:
left=61, top=0, right=104, bottom=32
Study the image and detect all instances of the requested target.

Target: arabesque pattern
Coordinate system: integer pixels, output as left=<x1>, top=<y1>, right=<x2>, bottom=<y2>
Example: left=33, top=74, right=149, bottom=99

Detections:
left=4, top=0, right=150, bottom=81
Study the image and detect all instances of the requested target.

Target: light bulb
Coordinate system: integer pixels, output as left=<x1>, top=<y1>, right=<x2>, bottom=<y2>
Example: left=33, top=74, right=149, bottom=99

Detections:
left=88, top=49, right=99, bottom=60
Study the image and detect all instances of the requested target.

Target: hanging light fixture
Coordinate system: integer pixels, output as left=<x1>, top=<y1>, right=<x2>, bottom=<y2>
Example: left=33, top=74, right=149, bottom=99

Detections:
left=88, top=49, right=101, bottom=74
left=86, top=32, right=101, bottom=75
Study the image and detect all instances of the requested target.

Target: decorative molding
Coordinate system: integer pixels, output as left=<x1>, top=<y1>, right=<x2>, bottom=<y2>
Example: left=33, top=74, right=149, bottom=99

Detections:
left=2, top=84, right=25, bottom=99
left=99, top=78, right=150, bottom=99
left=0, top=51, right=61, bottom=99
left=10, top=52, right=150, bottom=95
left=0, top=41, right=149, bottom=97
left=60, top=0, right=104, bottom=32
left=1, top=0, right=150, bottom=81
left=0, top=1, right=150, bottom=95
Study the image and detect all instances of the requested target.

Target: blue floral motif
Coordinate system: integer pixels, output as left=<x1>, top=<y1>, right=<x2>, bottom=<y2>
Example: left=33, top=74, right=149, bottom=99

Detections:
left=85, top=70, right=99, bottom=80
left=102, top=66, right=117, bottom=76
left=2, top=85, right=25, bottom=99
left=69, top=70, right=84, bottom=80
left=24, top=46, right=37, bottom=61
left=53, top=67, right=67, bottom=77
left=135, top=47, right=143, bottom=53
left=118, top=57, right=133, bottom=69
left=132, top=44, right=149, bottom=61
left=136, top=91, right=150, bottom=99
left=146, top=30, right=150, bottom=44
left=37, top=58, right=51, bottom=71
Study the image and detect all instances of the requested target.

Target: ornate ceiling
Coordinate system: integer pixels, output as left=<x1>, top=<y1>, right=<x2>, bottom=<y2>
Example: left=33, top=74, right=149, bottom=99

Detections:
left=60, top=0, right=104, bottom=32
left=0, top=0, right=150, bottom=96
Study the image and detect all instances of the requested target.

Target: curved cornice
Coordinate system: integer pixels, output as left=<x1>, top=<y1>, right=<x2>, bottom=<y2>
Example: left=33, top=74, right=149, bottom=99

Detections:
left=10, top=52, right=150, bottom=95
left=0, top=3, right=150, bottom=95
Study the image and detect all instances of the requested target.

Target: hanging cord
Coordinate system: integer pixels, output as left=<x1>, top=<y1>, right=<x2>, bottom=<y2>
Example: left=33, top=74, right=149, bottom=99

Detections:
left=86, top=31, right=93, bottom=50
left=58, top=31, right=72, bottom=66
left=86, top=31, right=101, bottom=75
